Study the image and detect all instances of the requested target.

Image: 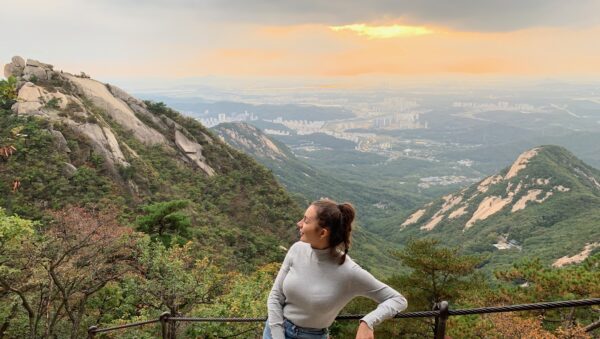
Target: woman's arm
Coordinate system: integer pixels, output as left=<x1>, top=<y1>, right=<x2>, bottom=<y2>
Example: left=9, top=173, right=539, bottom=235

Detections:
left=266, top=243, right=297, bottom=339
left=350, top=264, right=408, bottom=332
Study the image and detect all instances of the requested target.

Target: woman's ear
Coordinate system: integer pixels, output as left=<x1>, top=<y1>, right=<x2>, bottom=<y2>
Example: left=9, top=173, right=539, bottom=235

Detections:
left=319, top=227, right=329, bottom=239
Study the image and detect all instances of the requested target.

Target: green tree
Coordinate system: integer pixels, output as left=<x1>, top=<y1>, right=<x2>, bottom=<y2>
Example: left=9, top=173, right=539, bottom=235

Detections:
left=493, top=255, right=600, bottom=332
left=390, top=238, right=485, bottom=306
left=0, top=206, right=137, bottom=338
left=189, top=263, right=279, bottom=338
left=136, top=200, right=192, bottom=238
left=0, top=208, right=36, bottom=338
left=386, top=238, right=486, bottom=337
left=128, top=239, right=224, bottom=339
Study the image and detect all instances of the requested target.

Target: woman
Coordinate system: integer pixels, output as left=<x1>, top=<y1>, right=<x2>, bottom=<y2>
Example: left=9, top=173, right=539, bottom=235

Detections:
left=264, top=199, right=407, bottom=339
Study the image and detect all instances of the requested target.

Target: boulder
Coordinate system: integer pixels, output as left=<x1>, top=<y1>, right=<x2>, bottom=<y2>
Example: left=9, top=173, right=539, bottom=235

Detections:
left=50, top=130, right=71, bottom=153
left=4, top=63, right=24, bottom=78
left=62, top=162, right=78, bottom=178
left=12, top=56, right=25, bottom=68
left=15, top=83, right=44, bottom=114
left=3, top=56, right=26, bottom=78
left=175, top=130, right=215, bottom=176
left=14, top=82, right=69, bottom=115
left=23, top=65, right=49, bottom=81
left=26, top=59, right=53, bottom=70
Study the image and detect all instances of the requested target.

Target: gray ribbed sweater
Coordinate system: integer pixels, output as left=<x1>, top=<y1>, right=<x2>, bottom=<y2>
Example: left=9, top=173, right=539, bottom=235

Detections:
left=267, top=241, right=407, bottom=339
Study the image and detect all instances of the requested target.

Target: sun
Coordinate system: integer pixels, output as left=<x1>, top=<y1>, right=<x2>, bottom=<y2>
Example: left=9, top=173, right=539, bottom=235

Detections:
left=330, top=23, right=434, bottom=39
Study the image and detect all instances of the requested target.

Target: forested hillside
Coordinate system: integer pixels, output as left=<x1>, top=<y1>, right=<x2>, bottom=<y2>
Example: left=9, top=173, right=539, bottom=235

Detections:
left=1, top=58, right=598, bottom=338
left=392, top=145, right=600, bottom=270
left=0, top=57, right=302, bottom=337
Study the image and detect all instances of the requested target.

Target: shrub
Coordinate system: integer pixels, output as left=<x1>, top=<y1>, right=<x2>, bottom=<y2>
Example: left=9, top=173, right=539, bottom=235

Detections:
left=45, top=97, right=62, bottom=110
left=0, top=76, right=17, bottom=109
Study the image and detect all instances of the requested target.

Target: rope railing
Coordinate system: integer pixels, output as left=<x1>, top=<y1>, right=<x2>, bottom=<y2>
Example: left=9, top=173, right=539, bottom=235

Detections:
left=87, top=298, right=600, bottom=338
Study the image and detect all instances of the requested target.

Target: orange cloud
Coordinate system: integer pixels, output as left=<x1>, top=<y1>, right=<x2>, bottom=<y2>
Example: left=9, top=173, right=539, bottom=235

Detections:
left=179, top=23, right=600, bottom=78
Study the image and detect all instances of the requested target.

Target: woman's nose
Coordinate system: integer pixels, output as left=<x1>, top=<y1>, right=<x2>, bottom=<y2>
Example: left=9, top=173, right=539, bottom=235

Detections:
left=297, top=220, right=302, bottom=228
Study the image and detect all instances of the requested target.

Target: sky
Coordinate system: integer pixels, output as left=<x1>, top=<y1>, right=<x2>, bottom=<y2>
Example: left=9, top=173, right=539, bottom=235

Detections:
left=2, top=0, right=600, bottom=84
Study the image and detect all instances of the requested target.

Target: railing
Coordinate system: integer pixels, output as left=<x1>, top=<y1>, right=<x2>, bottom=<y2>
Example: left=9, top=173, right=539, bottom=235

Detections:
left=88, top=298, right=600, bottom=338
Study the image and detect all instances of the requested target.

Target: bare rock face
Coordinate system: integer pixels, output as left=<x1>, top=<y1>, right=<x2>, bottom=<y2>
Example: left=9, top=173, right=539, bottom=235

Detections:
left=64, top=74, right=167, bottom=145
left=68, top=122, right=129, bottom=169
left=107, top=84, right=169, bottom=133
left=14, top=82, right=69, bottom=115
left=175, top=130, right=215, bottom=176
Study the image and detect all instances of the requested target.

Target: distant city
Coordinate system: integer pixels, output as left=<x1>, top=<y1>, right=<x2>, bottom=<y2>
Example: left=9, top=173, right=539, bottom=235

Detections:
left=141, top=80, right=600, bottom=193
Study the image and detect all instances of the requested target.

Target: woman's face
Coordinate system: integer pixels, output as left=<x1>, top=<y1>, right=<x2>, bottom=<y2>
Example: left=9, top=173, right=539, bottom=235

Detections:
left=297, top=205, right=327, bottom=247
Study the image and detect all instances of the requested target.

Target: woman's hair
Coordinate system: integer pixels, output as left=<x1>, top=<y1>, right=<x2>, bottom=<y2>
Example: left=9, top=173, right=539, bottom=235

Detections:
left=311, top=199, right=355, bottom=265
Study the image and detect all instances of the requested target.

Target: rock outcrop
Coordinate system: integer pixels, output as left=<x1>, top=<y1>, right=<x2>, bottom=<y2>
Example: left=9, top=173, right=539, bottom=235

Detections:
left=63, top=74, right=167, bottom=145
left=3, top=56, right=215, bottom=176
left=174, top=130, right=215, bottom=176
left=213, top=122, right=288, bottom=161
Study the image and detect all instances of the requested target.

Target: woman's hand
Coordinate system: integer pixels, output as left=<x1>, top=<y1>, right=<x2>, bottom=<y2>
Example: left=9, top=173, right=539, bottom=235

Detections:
left=355, top=320, right=374, bottom=339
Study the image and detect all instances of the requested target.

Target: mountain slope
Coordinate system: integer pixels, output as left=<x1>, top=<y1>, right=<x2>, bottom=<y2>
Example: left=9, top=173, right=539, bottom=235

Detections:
left=1, top=56, right=301, bottom=270
left=212, top=122, right=424, bottom=276
left=212, top=122, right=421, bottom=220
left=392, top=145, right=600, bottom=269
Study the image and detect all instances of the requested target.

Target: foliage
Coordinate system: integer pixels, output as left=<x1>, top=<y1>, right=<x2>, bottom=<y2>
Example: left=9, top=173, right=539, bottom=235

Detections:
left=136, top=199, right=192, bottom=240
left=131, top=239, right=225, bottom=316
left=186, top=263, right=280, bottom=338
left=382, top=145, right=600, bottom=273
left=0, top=207, right=35, bottom=253
left=491, top=255, right=600, bottom=333
left=457, top=313, right=591, bottom=338
left=385, top=238, right=485, bottom=338
left=0, top=208, right=37, bottom=339
left=0, top=206, right=137, bottom=339
left=0, top=76, right=17, bottom=110
left=390, top=238, right=486, bottom=306
left=44, top=97, right=62, bottom=110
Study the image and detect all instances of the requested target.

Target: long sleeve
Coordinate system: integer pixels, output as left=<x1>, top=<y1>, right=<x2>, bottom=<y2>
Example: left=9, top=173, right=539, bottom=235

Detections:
left=266, top=243, right=296, bottom=339
left=350, top=265, right=408, bottom=330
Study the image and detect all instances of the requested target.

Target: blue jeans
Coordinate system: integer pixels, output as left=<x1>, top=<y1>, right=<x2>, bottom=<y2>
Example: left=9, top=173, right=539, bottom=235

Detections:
left=263, top=318, right=328, bottom=339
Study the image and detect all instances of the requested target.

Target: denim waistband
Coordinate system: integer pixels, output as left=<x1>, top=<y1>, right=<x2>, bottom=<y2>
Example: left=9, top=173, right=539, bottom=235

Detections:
left=283, top=318, right=328, bottom=334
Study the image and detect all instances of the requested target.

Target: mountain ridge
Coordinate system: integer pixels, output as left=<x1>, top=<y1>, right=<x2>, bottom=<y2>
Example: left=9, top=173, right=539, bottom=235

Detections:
left=1, top=56, right=301, bottom=269
left=393, top=145, right=600, bottom=268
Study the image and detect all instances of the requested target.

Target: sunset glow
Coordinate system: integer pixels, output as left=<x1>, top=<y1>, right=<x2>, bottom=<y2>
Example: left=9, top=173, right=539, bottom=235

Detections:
left=2, top=1, right=600, bottom=79
left=330, top=24, right=435, bottom=39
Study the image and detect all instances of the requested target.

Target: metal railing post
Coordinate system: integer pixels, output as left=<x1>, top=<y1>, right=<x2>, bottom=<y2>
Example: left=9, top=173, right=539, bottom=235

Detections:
left=434, top=301, right=449, bottom=339
left=160, top=311, right=171, bottom=339
left=87, top=325, right=97, bottom=338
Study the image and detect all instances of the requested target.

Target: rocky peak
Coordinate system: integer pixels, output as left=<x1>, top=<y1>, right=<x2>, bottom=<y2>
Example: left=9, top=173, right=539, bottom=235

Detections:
left=3, top=56, right=215, bottom=176
left=212, top=122, right=288, bottom=161
left=401, top=146, right=598, bottom=232
left=396, top=145, right=600, bottom=268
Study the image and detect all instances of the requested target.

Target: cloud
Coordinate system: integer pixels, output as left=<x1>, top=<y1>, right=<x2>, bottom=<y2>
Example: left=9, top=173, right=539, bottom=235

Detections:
left=3, top=1, right=600, bottom=79
left=107, top=0, right=600, bottom=32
